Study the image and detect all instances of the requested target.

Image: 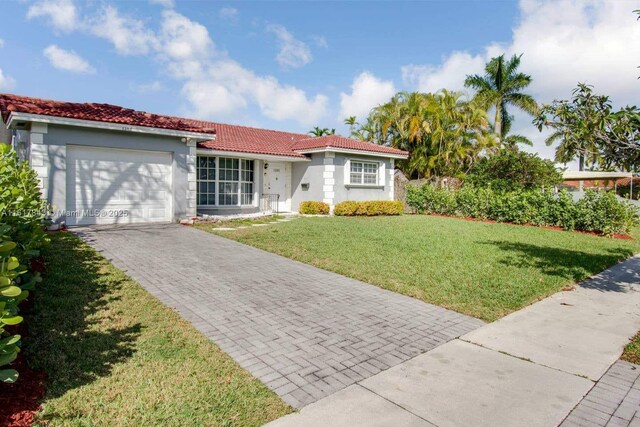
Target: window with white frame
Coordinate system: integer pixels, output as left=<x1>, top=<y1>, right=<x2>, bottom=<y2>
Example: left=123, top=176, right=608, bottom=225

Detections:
left=349, top=160, right=379, bottom=185
left=196, top=156, right=255, bottom=206
left=240, top=159, right=254, bottom=205
left=197, top=157, right=216, bottom=205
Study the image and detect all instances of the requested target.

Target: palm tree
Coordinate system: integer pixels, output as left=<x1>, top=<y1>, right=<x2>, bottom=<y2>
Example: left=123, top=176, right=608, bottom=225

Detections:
left=464, top=54, right=538, bottom=142
left=308, top=127, right=335, bottom=137
left=354, top=90, right=497, bottom=178
left=502, top=134, right=533, bottom=150
left=344, top=116, right=358, bottom=135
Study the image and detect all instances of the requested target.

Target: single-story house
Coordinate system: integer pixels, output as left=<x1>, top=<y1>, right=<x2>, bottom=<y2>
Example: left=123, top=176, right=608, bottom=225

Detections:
left=559, top=171, right=633, bottom=191
left=0, top=94, right=408, bottom=226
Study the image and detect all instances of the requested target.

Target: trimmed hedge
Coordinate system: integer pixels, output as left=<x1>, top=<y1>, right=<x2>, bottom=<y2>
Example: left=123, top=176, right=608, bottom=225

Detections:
left=334, top=200, right=404, bottom=216
left=0, top=145, right=48, bottom=383
left=299, top=201, right=330, bottom=215
left=406, top=183, right=639, bottom=235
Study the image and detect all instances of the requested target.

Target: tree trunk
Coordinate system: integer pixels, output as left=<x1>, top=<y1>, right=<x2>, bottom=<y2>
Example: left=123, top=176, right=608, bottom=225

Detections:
left=578, top=154, right=585, bottom=191
left=494, top=106, right=502, bottom=142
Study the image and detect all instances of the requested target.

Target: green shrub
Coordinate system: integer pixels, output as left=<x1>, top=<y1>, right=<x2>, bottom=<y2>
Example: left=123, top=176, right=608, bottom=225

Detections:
left=299, top=201, right=330, bottom=215
left=575, top=191, right=639, bottom=236
left=406, top=182, right=638, bottom=235
left=0, top=145, right=48, bottom=383
left=334, top=200, right=404, bottom=216
left=406, top=184, right=456, bottom=215
left=456, top=186, right=492, bottom=219
left=0, top=145, right=49, bottom=257
left=467, top=149, right=562, bottom=191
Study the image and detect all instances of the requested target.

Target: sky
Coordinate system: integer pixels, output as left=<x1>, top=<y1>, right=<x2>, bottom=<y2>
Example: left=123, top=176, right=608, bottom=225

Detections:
left=0, top=0, right=639, bottom=165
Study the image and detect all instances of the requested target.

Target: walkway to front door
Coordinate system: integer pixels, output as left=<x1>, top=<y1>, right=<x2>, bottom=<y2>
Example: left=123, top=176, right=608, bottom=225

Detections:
left=75, top=224, right=483, bottom=408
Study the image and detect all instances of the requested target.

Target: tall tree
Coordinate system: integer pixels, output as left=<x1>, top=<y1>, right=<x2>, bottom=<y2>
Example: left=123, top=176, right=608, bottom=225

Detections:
left=355, top=90, right=497, bottom=178
left=464, top=54, right=538, bottom=142
left=344, top=116, right=358, bottom=135
left=534, top=83, right=609, bottom=171
left=597, top=106, right=640, bottom=171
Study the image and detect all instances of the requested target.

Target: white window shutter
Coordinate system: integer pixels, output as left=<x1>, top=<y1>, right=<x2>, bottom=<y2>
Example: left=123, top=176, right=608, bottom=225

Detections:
left=344, top=159, right=351, bottom=185
left=379, top=161, right=386, bottom=186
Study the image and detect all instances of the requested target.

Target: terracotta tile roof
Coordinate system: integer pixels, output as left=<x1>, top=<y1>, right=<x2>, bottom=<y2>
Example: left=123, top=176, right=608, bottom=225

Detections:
left=0, top=93, right=216, bottom=134
left=193, top=122, right=310, bottom=158
left=0, top=94, right=408, bottom=159
left=613, top=177, right=640, bottom=186
left=291, top=135, right=408, bottom=156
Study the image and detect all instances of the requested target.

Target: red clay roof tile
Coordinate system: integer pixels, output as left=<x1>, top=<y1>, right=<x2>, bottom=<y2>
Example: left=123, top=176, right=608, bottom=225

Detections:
left=0, top=94, right=408, bottom=159
left=291, top=135, right=407, bottom=156
left=0, top=94, right=216, bottom=134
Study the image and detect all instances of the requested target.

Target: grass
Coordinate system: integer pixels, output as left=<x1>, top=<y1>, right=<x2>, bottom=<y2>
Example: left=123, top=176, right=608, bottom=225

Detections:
left=24, top=232, right=291, bottom=427
left=622, top=332, right=640, bottom=365
left=199, top=215, right=640, bottom=322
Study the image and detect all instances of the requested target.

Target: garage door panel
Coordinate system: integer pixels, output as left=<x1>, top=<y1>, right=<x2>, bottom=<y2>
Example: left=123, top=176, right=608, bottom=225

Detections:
left=73, top=190, right=170, bottom=205
left=148, top=208, right=168, bottom=219
left=67, top=146, right=173, bottom=225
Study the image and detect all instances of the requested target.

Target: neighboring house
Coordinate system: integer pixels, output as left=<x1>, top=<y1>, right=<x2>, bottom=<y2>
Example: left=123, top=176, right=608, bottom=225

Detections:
left=559, top=171, right=633, bottom=191
left=0, top=94, right=407, bottom=226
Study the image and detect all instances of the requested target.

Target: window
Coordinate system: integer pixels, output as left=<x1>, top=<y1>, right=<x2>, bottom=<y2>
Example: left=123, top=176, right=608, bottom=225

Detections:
left=241, top=160, right=254, bottom=205
left=197, top=156, right=216, bottom=205
left=196, top=156, right=255, bottom=206
left=218, top=158, right=239, bottom=205
left=350, top=161, right=379, bottom=185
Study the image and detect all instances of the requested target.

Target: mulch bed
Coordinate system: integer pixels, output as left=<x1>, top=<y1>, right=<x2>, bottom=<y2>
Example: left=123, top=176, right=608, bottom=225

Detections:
left=428, top=214, right=634, bottom=240
left=0, top=257, right=48, bottom=427
left=0, top=331, right=47, bottom=427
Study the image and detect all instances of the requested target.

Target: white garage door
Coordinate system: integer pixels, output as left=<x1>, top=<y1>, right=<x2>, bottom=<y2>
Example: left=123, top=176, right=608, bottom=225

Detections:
left=66, top=145, right=173, bottom=225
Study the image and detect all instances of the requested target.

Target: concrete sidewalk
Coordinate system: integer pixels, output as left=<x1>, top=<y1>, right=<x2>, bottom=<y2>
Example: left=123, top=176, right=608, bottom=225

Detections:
left=267, top=256, right=640, bottom=426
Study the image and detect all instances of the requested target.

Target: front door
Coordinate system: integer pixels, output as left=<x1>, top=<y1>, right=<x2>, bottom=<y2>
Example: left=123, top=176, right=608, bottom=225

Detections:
left=264, top=162, right=288, bottom=212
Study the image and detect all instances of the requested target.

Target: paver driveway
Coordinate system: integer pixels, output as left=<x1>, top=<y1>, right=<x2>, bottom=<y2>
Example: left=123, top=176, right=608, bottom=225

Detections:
left=75, top=224, right=483, bottom=407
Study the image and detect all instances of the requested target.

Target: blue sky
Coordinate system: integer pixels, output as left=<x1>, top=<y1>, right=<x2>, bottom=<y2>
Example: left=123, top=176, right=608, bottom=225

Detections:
left=0, top=0, right=639, bottom=164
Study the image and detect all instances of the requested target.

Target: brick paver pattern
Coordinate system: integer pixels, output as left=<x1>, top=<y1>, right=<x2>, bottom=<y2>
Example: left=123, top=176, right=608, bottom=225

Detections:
left=75, top=224, right=483, bottom=408
left=561, top=361, right=640, bottom=427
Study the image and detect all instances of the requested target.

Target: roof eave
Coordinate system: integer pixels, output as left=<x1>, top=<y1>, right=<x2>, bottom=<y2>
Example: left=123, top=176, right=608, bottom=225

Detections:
left=6, top=111, right=217, bottom=141
left=294, top=146, right=409, bottom=159
left=196, top=147, right=311, bottom=162
left=562, top=170, right=633, bottom=180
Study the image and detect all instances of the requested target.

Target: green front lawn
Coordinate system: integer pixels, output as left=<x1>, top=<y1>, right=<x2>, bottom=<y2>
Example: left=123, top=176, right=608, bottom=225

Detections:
left=198, top=215, right=640, bottom=322
left=24, top=233, right=291, bottom=426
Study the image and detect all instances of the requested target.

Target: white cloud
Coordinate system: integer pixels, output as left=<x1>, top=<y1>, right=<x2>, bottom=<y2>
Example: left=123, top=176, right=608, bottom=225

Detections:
left=401, top=0, right=640, bottom=163
left=401, top=1, right=640, bottom=105
left=266, top=24, right=312, bottom=69
left=339, top=72, right=396, bottom=120
left=401, top=50, right=493, bottom=95
left=149, top=0, right=174, bottom=8
left=133, top=81, right=164, bottom=93
left=219, top=7, right=238, bottom=21
left=27, top=0, right=78, bottom=32
left=0, top=68, right=15, bottom=90
left=180, top=59, right=328, bottom=124
left=157, top=13, right=326, bottom=124
left=312, top=36, right=328, bottom=49
left=160, top=10, right=213, bottom=64
left=511, top=0, right=640, bottom=105
left=0, top=39, right=4, bottom=48
left=91, top=6, right=158, bottom=56
left=43, top=44, right=95, bottom=74
left=24, top=3, right=327, bottom=125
